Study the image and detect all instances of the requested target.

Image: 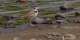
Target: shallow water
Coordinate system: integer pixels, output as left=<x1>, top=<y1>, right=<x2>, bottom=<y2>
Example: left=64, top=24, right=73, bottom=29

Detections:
left=0, top=0, right=80, bottom=34
left=0, top=0, right=80, bottom=14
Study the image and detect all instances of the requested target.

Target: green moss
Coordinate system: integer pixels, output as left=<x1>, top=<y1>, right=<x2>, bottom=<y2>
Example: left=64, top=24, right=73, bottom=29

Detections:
left=0, top=7, right=3, bottom=9
left=0, top=14, right=2, bottom=16
left=68, top=15, right=76, bottom=18
left=16, top=17, right=29, bottom=24
left=48, top=16, right=55, bottom=20
left=22, top=18, right=30, bottom=23
left=39, top=9, right=59, bottom=15
left=0, top=17, right=6, bottom=22
left=44, top=10, right=59, bottom=15
left=5, top=11, right=29, bottom=16
left=0, top=15, right=6, bottom=22
left=5, top=6, right=24, bottom=11
left=0, top=25, right=5, bottom=28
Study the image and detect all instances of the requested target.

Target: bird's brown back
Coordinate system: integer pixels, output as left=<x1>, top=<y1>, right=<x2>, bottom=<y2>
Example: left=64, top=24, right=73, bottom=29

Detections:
left=22, top=10, right=35, bottom=18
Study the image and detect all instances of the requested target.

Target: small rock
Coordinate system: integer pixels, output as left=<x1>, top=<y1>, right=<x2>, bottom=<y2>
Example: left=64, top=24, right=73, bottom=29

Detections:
left=42, top=34, right=48, bottom=38
left=38, top=26, right=42, bottom=29
left=62, top=34, right=77, bottom=40
left=52, top=33, right=56, bottom=36
left=77, top=34, right=80, bottom=38
left=47, top=36, right=52, bottom=39
left=52, top=32, right=61, bottom=36
left=75, top=10, right=80, bottom=17
left=55, top=34, right=61, bottom=36
left=30, top=38, right=36, bottom=40
left=12, top=37, right=21, bottom=40
left=51, top=25, right=57, bottom=28
left=0, top=28, right=2, bottom=30
left=47, top=32, right=53, bottom=35
left=56, top=38, right=62, bottom=40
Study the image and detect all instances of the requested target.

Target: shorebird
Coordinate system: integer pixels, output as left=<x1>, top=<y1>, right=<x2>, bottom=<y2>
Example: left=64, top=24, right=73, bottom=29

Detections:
left=21, top=6, right=38, bottom=26
left=16, top=0, right=28, bottom=4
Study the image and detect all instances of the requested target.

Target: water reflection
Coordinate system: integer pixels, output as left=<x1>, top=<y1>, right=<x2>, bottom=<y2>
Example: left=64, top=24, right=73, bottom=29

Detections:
left=0, top=0, right=79, bottom=14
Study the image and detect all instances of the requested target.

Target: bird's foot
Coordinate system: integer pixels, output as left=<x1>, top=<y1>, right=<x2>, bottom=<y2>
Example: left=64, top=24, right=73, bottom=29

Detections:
left=31, top=24, right=38, bottom=28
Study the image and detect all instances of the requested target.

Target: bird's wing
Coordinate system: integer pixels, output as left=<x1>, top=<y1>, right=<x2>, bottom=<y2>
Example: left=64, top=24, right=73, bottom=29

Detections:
left=21, top=10, right=35, bottom=17
left=26, top=10, right=35, bottom=15
left=26, top=10, right=35, bottom=17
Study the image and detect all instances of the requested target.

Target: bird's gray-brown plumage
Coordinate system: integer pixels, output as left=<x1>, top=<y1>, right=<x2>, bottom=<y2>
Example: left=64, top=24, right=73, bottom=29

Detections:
left=21, top=10, right=35, bottom=19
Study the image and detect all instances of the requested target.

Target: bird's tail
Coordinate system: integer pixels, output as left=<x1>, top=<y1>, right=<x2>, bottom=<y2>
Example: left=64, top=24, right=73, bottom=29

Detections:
left=21, top=15, right=28, bottom=19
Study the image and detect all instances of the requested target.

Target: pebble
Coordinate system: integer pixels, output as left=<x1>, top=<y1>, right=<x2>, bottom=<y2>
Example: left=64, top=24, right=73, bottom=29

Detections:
left=12, top=37, right=21, bottom=40
left=30, top=38, right=36, bottom=40
left=47, top=32, right=61, bottom=36
left=51, top=25, right=57, bottom=28
left=42, top=34, right=48, bottom=38
left=47, top=36, right=52, bottom=39
left=77, top=34, right=80, bottom=38
left=47, top=32, right=53, bottom=35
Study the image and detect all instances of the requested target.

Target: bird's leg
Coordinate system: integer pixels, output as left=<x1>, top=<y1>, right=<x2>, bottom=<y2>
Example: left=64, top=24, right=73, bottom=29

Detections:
left=30, top=20, right=34, bottom=26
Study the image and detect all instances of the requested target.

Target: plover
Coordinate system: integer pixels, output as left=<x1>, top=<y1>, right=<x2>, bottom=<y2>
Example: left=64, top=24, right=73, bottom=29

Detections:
left=21, top=6, right=39, bottom=26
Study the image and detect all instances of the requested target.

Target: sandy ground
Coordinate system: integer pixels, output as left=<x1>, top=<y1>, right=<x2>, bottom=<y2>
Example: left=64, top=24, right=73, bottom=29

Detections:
left=0, top=23, right=80, bottom=40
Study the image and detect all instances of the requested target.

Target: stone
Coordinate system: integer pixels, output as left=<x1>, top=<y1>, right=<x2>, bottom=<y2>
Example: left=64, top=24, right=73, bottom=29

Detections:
left=30, top=38, right=36, bottom=40
left=52, top=33, right=61, bottom=36
left=38, top=27, right=42, bottom=29
left=77, top=34, right=80, bottom=38
left=60, top=1, right=73, bottom=11
left=36, top=18, right=44, bottom=24
left=55, top=34, right=61, bottom=36
left=56, top=38, right=62, bottom=40
left=47, top=32, right=61, bottom=36
left=51, top=26, right=57, bottom=28
left=42, top=17, right=52, bottom=24
left=42, top=34, right=48, bottom=38
left=31, top=17, right=44, bottom=24
left=55, top=20, right=65, bottom=23
left=62, top=2, right=72, bottom=8
left=75, top=10, right=80, bottom=17
left=54, top=14, right=66, bottom=20
left=47, top=32, right=53, bottom=35
left=0, top=22, right=3, bottom=25
left=62, top=34, right=77, bottom=40
left=47, top=36, right=52, bottom=39
left=31, top=17, right=52, bottom=24
left=77, top=20, right=80, bottom=23
left=12, top=37, right=21, bottom=40
left=2, top=15, right=11, bottom=20
left=11, top=14, right=18, bottom=18
left=52, top=21, right=56, bottom=24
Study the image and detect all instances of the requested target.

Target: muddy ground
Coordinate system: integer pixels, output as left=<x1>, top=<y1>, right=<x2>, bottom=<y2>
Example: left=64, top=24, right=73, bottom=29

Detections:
left=0, top=23, right=80, bottom=40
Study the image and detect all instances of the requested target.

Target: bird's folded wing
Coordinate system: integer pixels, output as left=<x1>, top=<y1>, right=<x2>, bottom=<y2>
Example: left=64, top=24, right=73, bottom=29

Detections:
left=26, top=10, right=35, bottom=17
